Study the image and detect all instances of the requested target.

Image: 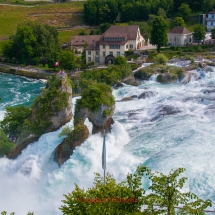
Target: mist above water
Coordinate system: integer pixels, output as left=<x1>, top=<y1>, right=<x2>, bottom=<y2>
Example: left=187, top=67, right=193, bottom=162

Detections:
left=1, top=71, right=215, bottom=214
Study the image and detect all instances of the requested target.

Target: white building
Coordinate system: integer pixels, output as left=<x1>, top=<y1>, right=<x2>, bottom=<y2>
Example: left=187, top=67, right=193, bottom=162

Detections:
left=167, top=26, right=193, bottom=46
left=85, top=25, right=145, bottom=65
left=206, top=9, right=215, bottom=31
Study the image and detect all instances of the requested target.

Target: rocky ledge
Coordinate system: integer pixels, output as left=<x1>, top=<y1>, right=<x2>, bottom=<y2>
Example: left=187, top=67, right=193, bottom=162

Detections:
left=8, top=74, right=73, bottom=159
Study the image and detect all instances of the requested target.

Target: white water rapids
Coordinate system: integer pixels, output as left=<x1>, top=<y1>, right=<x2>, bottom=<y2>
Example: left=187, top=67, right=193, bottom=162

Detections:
left=1, top=70, right=215, bottom=214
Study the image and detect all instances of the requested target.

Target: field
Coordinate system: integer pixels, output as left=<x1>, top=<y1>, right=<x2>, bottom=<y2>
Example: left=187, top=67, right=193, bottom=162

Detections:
left=0, top=2, right=85, bottom=40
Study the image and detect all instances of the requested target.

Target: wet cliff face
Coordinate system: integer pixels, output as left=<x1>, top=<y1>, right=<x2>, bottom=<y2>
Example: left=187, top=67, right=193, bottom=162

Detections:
left=75, top=104, right=115, bottom=134
left=54, top=124, right=89, bottom=166
left=8, top=75, right=73, bottom=159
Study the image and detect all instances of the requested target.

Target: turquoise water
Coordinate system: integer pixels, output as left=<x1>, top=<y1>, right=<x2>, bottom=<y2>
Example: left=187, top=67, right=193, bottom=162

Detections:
left=1, top=71, right=215, bottom=214
left=0, top=72, right=44, bottom=110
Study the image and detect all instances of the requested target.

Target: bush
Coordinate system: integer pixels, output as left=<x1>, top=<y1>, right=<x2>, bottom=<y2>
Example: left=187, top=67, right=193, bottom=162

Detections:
left=125, top=50, right=134, bottom=56
left=0, top=129, right=15, bottom=157
left=154, top=53, right=168, bottom=64
left=114, top=56, right=127, bottom=66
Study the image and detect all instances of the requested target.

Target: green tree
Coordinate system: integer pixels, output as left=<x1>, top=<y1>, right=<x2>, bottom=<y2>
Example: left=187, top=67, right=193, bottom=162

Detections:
left=211, top=27, right=215, bottom=39
left=59, top=51, right=76, bottom=71
left=178, top=3, right=192, bottom=20
left=114, top=56, right=127, bottom=66
left=193, top=24, right=206, bottom=44
left=0, top=106, right=31, bottom=138
left=154, top=53, right=168, bottom=64
left=202, top=0, right=215, bottom=13
left=157, top=7, right=166, bottom=19
left=0, top=129, right=14, bottom=157
left=3, top=22, right=60, bottom=66
left=171, top=17, right=186, bottom=28
left=142, top=167, right=212, bottom=215
left=60, top=169, right=146, bottom=214
left=151, top=16, right=168, bottom=53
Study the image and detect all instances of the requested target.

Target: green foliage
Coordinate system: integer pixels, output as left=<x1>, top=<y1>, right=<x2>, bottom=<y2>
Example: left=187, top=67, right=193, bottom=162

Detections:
left=60, top=167, right=146, bottom=215
left=151, top=16, right=168, bottom=53
left=76, top=83, right=114, bottom=112
left=1, top=212, right=34, bottom=215
left=202, top=0, right=215, bottom=13
left=60, top=166, right=212, bottom=215
left=3, top=22, right=61, bottom=66
left=59, top=51, right=76, bottom=71
left=193, top=24, right=206, bottom=43
left=31, top=76, right=71, bottom=135
left=143, top=167, right=212, bottom=215
left=79, top=64, right=132, bottom=88
left=178, top=3, right=192, bottom=20
left=0, top=105, right=31, bottom=138
left=211, top=27, right=215, bottom=39
left=184, top=55, right=194, bottom=63
left=58, top=125, right=73, bottom=138
left=154, top=53, right=168, bottom=64
left=114, top=56, right=127, bottom=65
left=0, top=129, right=15, bottom=157
left=171, top=17, right=186, bottom=28
left=157, top=7, right=166, bottom=19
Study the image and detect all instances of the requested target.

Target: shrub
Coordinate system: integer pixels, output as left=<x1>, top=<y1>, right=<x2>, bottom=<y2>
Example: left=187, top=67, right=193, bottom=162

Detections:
left=0, top=129, right=15, bottom=157
left=76, top=83, right=115, bottom=112
left=154, top=53, right=168, bottom=64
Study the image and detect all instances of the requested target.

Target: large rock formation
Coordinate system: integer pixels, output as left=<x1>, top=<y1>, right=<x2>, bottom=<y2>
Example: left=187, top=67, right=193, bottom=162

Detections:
left=53, top=83, right=115, bottom=166
left=8, top=74, right=73, bottom=159
left=75, top=104, right=115, bottom=134
left=54, top=124, right=89, bottom=166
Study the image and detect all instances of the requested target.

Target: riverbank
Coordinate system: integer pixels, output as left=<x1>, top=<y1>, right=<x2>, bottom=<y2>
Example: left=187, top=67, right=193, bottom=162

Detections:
left=0, top=64, right=56, bottom=79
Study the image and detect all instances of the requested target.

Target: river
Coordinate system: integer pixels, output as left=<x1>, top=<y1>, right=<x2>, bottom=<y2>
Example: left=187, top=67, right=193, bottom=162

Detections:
left=0, top=71, right=215, bottom=214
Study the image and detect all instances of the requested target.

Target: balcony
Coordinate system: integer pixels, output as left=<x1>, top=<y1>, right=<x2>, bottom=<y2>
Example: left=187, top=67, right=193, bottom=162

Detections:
left=206, top=18, right=215, bottom=21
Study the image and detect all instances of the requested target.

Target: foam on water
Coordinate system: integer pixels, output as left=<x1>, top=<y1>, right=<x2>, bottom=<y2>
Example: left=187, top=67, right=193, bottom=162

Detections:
left=1, top=72, right=215, bottom=213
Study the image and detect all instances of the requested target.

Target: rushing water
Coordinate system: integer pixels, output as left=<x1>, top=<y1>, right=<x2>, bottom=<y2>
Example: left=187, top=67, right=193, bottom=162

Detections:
left=1, top=71, right=215, bottom=214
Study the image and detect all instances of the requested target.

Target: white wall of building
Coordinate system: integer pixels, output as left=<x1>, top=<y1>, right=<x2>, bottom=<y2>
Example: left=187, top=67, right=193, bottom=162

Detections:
left=168, top=33, right=193, bottom=46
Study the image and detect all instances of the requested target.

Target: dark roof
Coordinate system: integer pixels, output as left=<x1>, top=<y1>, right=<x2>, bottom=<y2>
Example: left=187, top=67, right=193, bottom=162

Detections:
left=168, top=26, right=191, bottom=34
left=86, top=40, right=100, bottom=50
left=208, top=9, right=215, bottom=14
left=102, top=25, right=139, bottom=40
left=71, top=35, right=101, bottom=46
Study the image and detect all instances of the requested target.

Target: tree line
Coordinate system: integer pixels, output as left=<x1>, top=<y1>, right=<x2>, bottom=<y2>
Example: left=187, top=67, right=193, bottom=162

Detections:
left=84, top=0, right=215, bottom=25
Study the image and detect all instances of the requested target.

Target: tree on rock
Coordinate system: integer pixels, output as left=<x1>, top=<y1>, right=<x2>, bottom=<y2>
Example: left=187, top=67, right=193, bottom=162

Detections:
left=193, top=24, right=206, bottom=44
left=151, top=16, right=168, bottom=53
left=171, top=17, right=186, bottom=28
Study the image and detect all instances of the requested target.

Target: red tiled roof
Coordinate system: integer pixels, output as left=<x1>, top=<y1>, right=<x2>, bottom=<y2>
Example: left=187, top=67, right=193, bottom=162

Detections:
left=103, top=25, right=139, bottom=40
left=168, top=26, right=191, bottom=34
left=71, top=35, right=101, bottom=46
left=86, top=41, right=100, bottom=50
left=208, top=9, right=215, bottom=14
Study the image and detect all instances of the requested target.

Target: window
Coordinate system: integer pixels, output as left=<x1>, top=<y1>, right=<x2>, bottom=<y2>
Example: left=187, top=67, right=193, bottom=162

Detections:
left=109, top=45, right=120, bottom=49
left=130, top=44, right=133, bottom=49
left=96, top=51, right=99, bottom=55
left=88, top=57, right=91, bottom=62
left=103, top=45, right=105, bottom=49
left=95, top=57, right=100, bottom=63
left=109, top=51, right=113, bottom=55
left=117, top=52, right=120, bottom=56
left=126, top=44, right=128, bottom=49
left=103, top=51, right=105, bottom=57
left=88, top=51, right=91, bottom=55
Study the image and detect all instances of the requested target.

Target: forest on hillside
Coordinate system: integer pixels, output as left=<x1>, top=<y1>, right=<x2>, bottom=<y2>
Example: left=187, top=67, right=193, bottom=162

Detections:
left=84, top=0, right=214, bottom=25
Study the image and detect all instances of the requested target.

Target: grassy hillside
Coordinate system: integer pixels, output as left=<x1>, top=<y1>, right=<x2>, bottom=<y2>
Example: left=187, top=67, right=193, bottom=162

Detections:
left=0, top=2, right=84, bottom=39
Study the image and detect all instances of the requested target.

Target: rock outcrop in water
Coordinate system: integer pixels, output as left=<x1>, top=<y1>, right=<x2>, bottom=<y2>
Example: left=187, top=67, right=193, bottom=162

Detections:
left=8, top=74, right=73, bottom=159
left=54, top=124, right=89, bottom=166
